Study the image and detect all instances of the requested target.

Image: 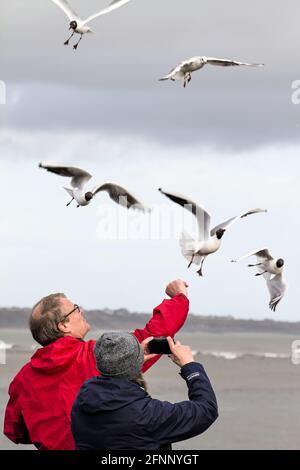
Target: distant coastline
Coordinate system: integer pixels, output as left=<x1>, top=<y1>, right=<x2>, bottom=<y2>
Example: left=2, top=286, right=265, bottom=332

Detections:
left=0, top=307, right=299, bottom=334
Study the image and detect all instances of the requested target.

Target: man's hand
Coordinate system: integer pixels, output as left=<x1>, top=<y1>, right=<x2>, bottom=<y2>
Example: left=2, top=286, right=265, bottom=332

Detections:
left=165, top=279, right=188, bottom=298
left=166, top=336, right=194, bottom=368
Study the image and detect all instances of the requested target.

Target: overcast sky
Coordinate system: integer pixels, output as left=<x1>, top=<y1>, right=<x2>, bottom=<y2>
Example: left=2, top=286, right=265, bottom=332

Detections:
left=0, top=0, right=299, bottom=321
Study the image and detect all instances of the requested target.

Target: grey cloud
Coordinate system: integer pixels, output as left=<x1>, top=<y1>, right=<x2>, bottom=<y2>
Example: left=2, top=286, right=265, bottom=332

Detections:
left=1, top=0, right=300, bottom=149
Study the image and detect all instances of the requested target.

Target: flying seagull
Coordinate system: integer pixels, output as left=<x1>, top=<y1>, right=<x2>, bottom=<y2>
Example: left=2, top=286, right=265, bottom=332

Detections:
left=159, top=56, right=264, bottom=87
left=39, top=162, right=149, bottom=211
left=50, top=0, right=133, bottom=49
left=159, top=188, right=267, bottom=276
left=231, top=248, right=287, bottom=311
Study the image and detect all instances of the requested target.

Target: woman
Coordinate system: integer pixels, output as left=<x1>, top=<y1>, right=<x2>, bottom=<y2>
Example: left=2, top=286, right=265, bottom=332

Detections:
left=71, top=333, right=218, bottom=450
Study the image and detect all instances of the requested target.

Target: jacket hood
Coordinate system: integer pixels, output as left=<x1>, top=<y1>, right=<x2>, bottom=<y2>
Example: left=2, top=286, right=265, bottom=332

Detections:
left=75, top=376, right=148, bottom=413
left=31, top=336, right=85, bottom=374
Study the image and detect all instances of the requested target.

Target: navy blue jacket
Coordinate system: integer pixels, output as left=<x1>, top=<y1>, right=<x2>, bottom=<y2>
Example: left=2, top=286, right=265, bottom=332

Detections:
left=71, top=362, right=218, bottom=450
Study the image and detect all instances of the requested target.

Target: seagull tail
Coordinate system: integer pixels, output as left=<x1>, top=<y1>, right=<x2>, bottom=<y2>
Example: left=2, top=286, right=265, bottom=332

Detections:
left=179, top=231, right=202, bottom=266
left=64, top=187, right=74, bottom=197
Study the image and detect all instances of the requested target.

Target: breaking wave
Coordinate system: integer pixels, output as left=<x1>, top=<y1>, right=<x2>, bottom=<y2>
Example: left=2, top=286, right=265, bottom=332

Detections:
left=196, top=350, right=290, bottom=360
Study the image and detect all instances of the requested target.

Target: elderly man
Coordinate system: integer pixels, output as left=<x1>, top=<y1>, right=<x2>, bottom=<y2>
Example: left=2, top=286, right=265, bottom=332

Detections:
left=4, top=280, right=189, bottom=450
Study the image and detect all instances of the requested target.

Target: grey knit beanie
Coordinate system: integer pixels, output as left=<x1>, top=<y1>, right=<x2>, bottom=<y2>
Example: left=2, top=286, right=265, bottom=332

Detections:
left=94, top=332, right=144, bottom=380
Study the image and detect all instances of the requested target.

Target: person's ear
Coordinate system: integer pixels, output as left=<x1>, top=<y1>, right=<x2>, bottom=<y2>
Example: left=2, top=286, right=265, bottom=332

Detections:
left=57, top=321, right=71, bottom=334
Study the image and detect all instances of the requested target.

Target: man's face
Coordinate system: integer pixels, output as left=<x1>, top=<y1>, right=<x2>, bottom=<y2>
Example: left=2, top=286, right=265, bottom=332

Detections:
left=58, top=298, right=90, bottom=339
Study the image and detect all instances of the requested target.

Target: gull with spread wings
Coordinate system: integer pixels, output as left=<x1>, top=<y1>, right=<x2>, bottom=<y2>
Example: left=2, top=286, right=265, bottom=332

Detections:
left=50, top=0, right=133, bottom=49
left=231, top=248, right=287, bottom=311
left=159, top=56, right=264, bottom=88
left=39, top=162, right=148, bottom=211
left=159, top=188, right=267, bottom=276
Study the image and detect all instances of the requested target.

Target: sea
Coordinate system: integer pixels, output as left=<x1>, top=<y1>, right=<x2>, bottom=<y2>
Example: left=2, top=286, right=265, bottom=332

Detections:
left=0, top=329, right=299, bottom=450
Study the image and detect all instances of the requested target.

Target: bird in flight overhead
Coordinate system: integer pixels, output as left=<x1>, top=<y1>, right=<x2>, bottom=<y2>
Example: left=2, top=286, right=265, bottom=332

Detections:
left=159, top=188, right=267, bottom=276
left=231, top=248, right=287, bottom=311
left=159, top=56, right=264, bottom=87
left=39, top=162, right=149, bottom=211
left=50, top=0, right=133, bottom=49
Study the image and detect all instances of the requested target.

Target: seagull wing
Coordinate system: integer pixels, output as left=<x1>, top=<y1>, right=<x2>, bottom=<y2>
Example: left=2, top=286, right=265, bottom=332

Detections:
left=255, top=249, right=274, bottom=262
left=211, top=208, right=267, bottom=236
left=158, top=188, right=211, bottom=241
left=266, top=273, right=287, bottom=312
left=39, top=162, right=92, bottom=189
left=50, top=0, right=80, bottom=20
left=205, top=57, right=264, bottom=67
left=82, top=0, right=132, bottom=25
left=232, top=247, right=272, bottom=263
left=92, top=183, right=149, bottom=212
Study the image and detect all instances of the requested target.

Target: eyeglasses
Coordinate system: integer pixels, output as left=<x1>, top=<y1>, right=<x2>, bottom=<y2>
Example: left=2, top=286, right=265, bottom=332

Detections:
left=57, top=304, right=81, bottom=325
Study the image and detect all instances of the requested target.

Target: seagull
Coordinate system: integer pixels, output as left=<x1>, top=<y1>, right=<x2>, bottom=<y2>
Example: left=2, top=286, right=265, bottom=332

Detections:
left=39, top=162, right=149, bottom=211
left=159, top=56, right=264, bottom=87
left=50, top=0, right=133, bottom=49
left=158, top=188, right=267, bottom=276
left=231, top=248, right=287, bottom=311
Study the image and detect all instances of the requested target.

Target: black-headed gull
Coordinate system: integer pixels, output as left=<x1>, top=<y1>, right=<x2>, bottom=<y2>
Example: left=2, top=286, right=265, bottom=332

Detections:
left=50, top=0, right=133, bottom=49
left=39, top=162, right=148, bottom=211
left=159, top=56, right=264, bottom=88
left=159, top=188, right=267, bottom=276
left=231, top=248, right=287, bottom=311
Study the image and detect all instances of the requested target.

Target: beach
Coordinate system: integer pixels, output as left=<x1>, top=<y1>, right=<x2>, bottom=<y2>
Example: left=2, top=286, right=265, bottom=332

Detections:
left=0, top=329, right=299, bottom=450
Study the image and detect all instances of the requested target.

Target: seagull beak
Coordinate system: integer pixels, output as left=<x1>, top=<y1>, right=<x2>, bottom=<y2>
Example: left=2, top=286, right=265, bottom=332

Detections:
left=69, top=25, right=72, bottom=30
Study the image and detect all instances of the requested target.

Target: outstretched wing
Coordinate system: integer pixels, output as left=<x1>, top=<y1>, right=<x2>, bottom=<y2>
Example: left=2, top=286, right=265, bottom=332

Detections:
left=211, top=208, right=267, bottom=236
left=82, top=0, right=132, bottom=25
left=92, top=183, right=149, bottom=212
left=205, top=57, right=264, bottom=67
left=39, top=162, right=92, bottom=189
left=232, top=247, right=272, bottom=263
left=158, top=188, right=211, bottom=241
left=50, top=0, right=80, bottom=21
left=266, top=274, right=287, bottom=312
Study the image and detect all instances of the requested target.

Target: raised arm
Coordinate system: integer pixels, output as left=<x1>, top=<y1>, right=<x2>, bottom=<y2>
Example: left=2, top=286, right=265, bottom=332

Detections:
left=133, top=280, right=189, bottom=372
left=148, top=339, right=218, bottom=445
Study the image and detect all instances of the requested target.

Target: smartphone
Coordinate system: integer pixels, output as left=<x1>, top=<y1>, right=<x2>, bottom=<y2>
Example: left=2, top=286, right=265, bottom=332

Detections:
left=148, top=337, right=174, bottom=354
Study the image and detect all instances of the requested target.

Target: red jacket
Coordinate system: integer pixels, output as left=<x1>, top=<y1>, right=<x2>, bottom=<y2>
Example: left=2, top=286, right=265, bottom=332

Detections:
left=4, top=294, right=189, bottom=450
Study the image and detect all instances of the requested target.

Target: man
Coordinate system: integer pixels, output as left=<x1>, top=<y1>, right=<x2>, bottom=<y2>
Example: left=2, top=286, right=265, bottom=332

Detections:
left=71, top=334, right=218, bottom=449
left=4, top=280, right=189, bottom=450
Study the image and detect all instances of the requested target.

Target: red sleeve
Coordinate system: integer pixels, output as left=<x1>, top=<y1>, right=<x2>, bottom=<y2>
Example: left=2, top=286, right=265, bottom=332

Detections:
left=133, top=293, right=189, bottom=373
left=4, top=377, right=31, bottom=444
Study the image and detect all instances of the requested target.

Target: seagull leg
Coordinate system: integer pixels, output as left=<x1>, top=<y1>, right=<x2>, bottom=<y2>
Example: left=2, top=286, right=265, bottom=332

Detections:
left=187, top=73, right=192, bottom=83
left=66, top=197, right=74, bottom=207
left=255, top=271, right=268, bottom=277
left=188, top=255, right=194, bottom=269
left=64, top=31, right=75, bottom=46
left=197, top=257, right=205, bottom=277
left=73, top=34, right=83, bottom=50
